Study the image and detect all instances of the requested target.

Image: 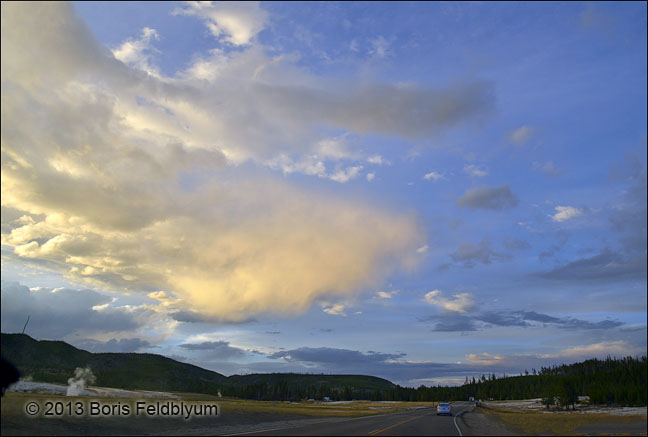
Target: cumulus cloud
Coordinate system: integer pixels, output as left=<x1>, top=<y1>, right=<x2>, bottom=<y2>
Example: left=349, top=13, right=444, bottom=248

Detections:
left=322, top=304, right=347, bottom=317
left=457, top=185, right=518, bottom=210
left=508, top=125, right=534, bottom=145
left=367, top=155, right=388, bottom=165
left=173, top=1, right=269, bottom=46
left=1, top=2, right=427, bottom=322
left=423, top=171, right=445, bottom=181
left=551, top=206, right=583, bottom=222
left=112, top=27, right=160, bottom=76
left=424, top=290, right=475, bottom=313
left=329, top=165, right=363, bottom=183
left=376, top=290, right=399, bottom=299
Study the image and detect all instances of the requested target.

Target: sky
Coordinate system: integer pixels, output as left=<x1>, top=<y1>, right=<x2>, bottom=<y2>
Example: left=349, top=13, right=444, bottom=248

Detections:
left=1, top=1, right=646, bottom=387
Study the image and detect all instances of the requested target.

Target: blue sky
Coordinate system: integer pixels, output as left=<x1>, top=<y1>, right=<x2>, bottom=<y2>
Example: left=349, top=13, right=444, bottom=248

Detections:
left=1, top=1, right=646, bottom=386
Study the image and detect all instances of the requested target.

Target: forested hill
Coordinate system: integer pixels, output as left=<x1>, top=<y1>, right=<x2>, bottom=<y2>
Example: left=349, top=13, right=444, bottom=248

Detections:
left=379, top=356, right=647, bottom=407
left=1, top=333, right=229, bottom=393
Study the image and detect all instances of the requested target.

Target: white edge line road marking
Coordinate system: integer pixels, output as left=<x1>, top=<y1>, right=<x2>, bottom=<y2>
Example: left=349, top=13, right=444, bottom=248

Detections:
left=454, top=405, right=470, bottom=437
left=453, top=413, right=462, bottom=437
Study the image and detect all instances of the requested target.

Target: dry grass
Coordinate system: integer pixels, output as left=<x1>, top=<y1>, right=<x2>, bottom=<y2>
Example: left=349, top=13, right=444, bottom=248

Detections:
left=482, top=405, right=646, bottom=436
left=175, top=393, right=437, bottom=417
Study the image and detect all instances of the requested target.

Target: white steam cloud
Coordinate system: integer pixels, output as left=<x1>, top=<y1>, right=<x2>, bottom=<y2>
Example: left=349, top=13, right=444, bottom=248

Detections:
left=66, top=367, right=96, bottom=396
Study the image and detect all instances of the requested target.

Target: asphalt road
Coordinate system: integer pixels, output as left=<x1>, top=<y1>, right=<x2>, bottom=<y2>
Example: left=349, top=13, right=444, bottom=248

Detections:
left=226, top=402, right=472, bottom=436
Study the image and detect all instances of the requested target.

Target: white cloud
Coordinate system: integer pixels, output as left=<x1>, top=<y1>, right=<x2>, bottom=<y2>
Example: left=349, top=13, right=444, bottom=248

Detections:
left=329, top=166, right=363, bottom=183
left=367, top=155, right=388, bottom=165
left=376, top=290, right=399, bottom=299
left=508, top=125, right=534, bottom=145
left=267, top=156, right=364, bottom=183
left=547, top=341, right=639, bottom=359
left=315, top=137, right=357, bottom=161
left=423, top=171, right=445, bottom=181
left=323, top=304, right=347, bottom=317
left=551, top=206, right=583, bottom=222
left=112, top=27, right=160, bottom=76
left=416, top=244, right=429, bottom=253
left=366, top=172, right=375, bottom=182
left=424, top=290, right=475, bottom=313
left=465, top=352, right=503, bottom=365
left=463, top=164, right=488, bottom=177
left=173, top=1, right=268, bottom=46
left=1, top=2, right=427, bottom=322
left=267, top=154, right=327, bottom=178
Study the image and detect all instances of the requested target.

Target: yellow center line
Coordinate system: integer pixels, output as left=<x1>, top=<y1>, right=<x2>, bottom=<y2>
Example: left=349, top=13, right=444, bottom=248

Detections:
left=368, top=413, right=427, bottom=435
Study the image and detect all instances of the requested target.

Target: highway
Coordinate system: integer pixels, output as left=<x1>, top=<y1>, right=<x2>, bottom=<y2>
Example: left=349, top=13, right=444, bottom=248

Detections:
left=226, top=402, right=473, bottom=436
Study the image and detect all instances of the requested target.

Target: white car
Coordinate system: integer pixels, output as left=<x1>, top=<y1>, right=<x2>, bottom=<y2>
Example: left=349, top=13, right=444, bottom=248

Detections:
left=436, top=402, right=452, bottom=416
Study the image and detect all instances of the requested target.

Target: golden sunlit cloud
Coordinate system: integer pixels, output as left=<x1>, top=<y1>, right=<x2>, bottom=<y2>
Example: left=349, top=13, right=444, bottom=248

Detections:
left=1, top=2, right=424, bottom=322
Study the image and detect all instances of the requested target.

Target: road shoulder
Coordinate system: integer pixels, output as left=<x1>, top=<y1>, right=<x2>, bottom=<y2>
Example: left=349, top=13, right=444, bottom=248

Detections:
left=458, top=406, right=520, bottom=436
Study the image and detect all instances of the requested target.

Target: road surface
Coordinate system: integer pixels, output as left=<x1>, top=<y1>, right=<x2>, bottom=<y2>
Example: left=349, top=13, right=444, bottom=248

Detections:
left=226, top=402, right=472, bottom=436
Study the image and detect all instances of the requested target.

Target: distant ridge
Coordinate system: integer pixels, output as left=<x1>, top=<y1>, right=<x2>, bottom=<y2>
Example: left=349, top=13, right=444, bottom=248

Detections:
left=1, top=333, right=394, bottom=397
left=1, top=333, right=228, bottom=394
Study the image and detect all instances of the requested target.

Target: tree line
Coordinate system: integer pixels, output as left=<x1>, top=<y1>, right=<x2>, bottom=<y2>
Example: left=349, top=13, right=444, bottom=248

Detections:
left=224, top=355, right=646, bottom=406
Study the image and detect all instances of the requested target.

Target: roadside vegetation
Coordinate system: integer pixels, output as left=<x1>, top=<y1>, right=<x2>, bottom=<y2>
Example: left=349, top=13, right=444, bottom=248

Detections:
left=481, top=405, right=646, bottom=436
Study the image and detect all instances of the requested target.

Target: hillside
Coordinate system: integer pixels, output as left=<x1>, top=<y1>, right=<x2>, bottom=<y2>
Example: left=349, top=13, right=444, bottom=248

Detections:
left=1, top=333, right=228, bottom=394
left=0, top=333, right=394, bottom=398
left=228, top=373, right=393, bottom=391
left=225, top=373, right=394, bottom=400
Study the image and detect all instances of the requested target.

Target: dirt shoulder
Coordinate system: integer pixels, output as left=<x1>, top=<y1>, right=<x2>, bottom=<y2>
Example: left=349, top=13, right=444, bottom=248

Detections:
left=458, top=406, right=521, bottom=436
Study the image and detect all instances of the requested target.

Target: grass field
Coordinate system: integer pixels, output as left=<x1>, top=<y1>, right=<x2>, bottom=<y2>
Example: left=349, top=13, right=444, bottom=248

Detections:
left=1, top=391, right=437, bottom=436
left=201, top=396, right=437, bottom=417
left=482, top=405, right=647, bottom=436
